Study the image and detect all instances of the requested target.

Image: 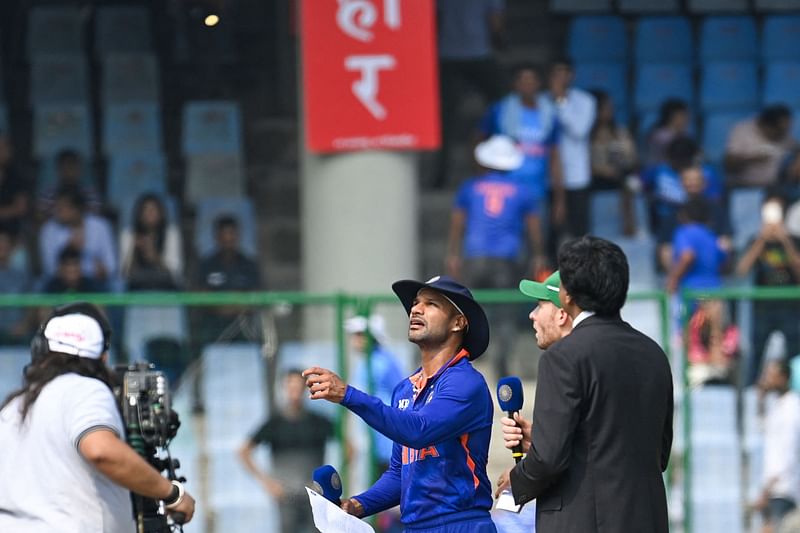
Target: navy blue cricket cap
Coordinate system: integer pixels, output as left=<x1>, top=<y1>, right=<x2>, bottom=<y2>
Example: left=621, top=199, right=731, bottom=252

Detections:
left=392, top=275, right=490, bottom=360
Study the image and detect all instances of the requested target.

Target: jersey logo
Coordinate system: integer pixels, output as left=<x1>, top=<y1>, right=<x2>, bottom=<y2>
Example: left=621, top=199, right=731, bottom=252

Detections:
left=402, top=445, right=440, bottom=465
left=398, top=398, right=410, bottom=410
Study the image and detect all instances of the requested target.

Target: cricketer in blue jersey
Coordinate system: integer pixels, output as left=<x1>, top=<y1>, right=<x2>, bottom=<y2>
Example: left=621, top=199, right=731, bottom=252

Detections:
left=303, top=276, right=496, bottom=532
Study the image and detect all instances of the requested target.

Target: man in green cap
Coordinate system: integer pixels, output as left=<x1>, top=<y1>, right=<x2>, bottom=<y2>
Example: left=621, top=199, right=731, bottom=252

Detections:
left=495, top=271, right=573, bottom=479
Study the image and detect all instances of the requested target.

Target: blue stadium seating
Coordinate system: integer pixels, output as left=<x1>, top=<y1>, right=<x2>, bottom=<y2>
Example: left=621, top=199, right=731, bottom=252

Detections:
left=27, top=7, right=83, bottom=57
left=634, top=63, right=693, bottom=112
left=550, top=0, right=611, bottom=12
left=95, top=6, right=152, bottom=56
left=195, top=197, right=257, bottom=258
left=186, top=154, right=245, bottom=203
left=794, top=108, right=800, bottom=141
left=0, top=347, right=30, bottom=401
left=30, top=55, right=88, bottom=105
left=102, top=54, right=160, bottom=105
left=700, top=62, right=759, bottom=111
left=107, top=153, right=167, bottom=211
left=700, top=16, right=758, bottom=62
left=762, top=15, right=800, bottom=61
left=702, top=110, right=755, bottom=163
left=573, top=62, right=629, bottom=123
left=763, top=62, right=800, bottom=107
left=634, top=17, right=693, bottom=63
left=567, top=16, right=628, bottom=63
left=33, top=104, right=92, bottom=158
left=182, top=101, right=243, bottom=155
left=619, top=0, right=679, bottom=13
left=103, top=103, right=162, bottom=155
left=124, top=306, right=188, bottom=362
left=689, top=0, right=748, bottom=11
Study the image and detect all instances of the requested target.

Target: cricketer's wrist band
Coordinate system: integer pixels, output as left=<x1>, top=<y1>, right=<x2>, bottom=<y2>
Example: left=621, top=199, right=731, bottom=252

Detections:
left=163, top=481, right=185, bottom=509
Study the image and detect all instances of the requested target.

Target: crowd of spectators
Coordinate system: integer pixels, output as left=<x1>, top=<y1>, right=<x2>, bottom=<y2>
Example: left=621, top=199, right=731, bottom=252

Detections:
left=0, top=135, right=262, bottom=355
left=443, top=44, right=800, bottom=387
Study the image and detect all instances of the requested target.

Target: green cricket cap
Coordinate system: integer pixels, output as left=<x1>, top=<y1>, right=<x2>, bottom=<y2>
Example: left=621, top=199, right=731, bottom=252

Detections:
left=519, top=271, right=561, bottom=308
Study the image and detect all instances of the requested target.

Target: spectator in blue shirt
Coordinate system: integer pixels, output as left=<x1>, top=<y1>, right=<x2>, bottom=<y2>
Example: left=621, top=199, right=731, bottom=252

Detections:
left=447, top=135, right=543, bottom=377
left=480, top=64, right=564, bottom=222
left=666, top=196, right=728, bottom=294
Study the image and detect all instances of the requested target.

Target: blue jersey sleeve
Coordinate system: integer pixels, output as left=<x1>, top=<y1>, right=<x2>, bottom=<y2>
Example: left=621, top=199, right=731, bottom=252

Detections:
left=672, top=226, right=693, bottom=259
left=454, top=181, right=471, bottom=210
left=353, top=442, right=402, bottom=516
left=341, top=375, right=490, bottom=450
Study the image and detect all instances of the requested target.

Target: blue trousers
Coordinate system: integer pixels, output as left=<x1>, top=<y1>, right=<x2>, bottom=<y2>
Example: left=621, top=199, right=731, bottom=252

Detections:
left=405, top=517, right=497, bottom=533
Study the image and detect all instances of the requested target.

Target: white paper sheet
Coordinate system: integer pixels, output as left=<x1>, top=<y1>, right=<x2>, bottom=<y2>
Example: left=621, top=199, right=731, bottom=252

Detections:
left=495, top=489, right=522, bottom=513
left=306, top=487, right=376, bottom=533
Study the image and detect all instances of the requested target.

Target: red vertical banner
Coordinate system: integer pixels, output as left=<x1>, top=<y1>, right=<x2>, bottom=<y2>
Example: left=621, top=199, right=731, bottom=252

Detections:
left=301, top=0, right=440, bottom=153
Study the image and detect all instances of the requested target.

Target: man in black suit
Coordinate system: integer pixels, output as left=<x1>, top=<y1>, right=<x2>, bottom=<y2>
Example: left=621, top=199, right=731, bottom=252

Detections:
left=497, top=236, right=673, bottom=533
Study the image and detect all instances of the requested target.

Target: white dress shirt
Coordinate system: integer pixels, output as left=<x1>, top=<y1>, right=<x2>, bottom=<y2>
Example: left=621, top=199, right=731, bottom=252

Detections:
left=547, top=88, right=596, bottom=190
left=573, top=310, right=596, bottom=328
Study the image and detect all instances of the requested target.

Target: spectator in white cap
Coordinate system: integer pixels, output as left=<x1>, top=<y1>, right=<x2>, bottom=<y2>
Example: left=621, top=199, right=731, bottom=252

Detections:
left=0, top=303, right=195, bottom=532
left=447, top=134, right=545, bottom=377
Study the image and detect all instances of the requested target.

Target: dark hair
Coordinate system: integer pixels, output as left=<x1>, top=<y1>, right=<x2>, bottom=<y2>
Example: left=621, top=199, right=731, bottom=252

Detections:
left=56, top=149, right=81, bottom=166
left=589, top=89, right=616, bottom=136
left=132, top=193, right=167, bottom=253
left=759, top=104, right=792, bottom=128
left=682, top=196, right=711, bottom=225
left=511, top=62, right=541, bottom=81
left=58, top=245, right=82, bottom=264
left=550, top=57, right=574, bottom=71
left=0, top=352, right=115, bottom=423
left=558, top=236, right=629, bottom=316
left=214, top=214, right=239, bottom=233
left=655, top=99, right=689, bottom=129
left=666, top=135, right=699, bottom=171
left=55, top=186, right=86, bottom=211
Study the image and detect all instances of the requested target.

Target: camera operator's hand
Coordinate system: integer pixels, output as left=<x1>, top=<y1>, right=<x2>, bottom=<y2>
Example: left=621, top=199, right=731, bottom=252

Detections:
left=166, top=490, right=196, bottom=524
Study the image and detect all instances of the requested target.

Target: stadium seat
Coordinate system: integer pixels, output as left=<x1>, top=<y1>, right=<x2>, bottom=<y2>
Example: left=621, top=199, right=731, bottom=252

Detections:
left=95, top=6, right=152, bottom=55
left=700, top=62, right=758, bottom=111
left=0, top=347, right=30, bottom=401
left=794, top=108, right=800, bottom=141
left=702, top=110, right=755, bottom=163
left=567, top=16, right=628, bottom=63
left=762, top=15, right=800, bottom=61
left=102, top=54, right=160, bottom=105
left=195, top=197, right=257, bottom=257
left=699, top=16, right=757, bottom=61
left=102, top=103, right=163, bottom=155
left=689, top=0, right=748, bottom=11
left=185, top=153, right=245, bottom=203
left=634, top=63, right=693, bottom=113
left=763, top=62, right=800, bottom=107
left=182, top=101, right=243, bottom=155
left=33, top=104, right=92, bottom=158
left=619, top=0, right=679, bottom=13
left=30, top=55, right=88, bottom=105
left=107, top=153, right=167, bottom=211
left=27, top=7, right=83, bottom=56
left=573, top=62, right=629, bottom=123
left=730, top=188, right=765, bottom=251
left=634, top=17, right=693, bottom=64
left=123, top=306, right=188, bottom=362
left=550, top=0, right=611, bottom=12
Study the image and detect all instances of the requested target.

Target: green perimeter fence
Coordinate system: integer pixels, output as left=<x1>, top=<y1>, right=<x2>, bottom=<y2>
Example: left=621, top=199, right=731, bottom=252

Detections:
left=0, top=289, right=679, bottom=528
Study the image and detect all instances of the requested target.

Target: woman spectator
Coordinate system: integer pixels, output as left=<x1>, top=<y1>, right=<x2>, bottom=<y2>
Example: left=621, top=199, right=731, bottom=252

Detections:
left=120, top=194, right=182, bottom=290
left=645, top=99, right=692, bottom=168
left=589, top=90, right=638, bottom=235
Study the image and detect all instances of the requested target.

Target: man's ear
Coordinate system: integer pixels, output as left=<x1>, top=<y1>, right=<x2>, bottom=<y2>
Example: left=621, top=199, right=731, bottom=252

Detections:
left=556, top=309, right=571, bottom=327
left=451, top=314, right=468, bottom=332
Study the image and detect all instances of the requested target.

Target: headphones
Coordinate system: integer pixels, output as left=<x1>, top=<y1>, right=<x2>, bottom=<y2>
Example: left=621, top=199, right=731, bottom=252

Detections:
left=31, top=302, right=112, bottom=362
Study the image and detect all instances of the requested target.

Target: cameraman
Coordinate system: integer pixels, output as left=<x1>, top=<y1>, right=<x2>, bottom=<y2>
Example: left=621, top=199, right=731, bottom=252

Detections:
left=0, top=303, right=195, bottom=531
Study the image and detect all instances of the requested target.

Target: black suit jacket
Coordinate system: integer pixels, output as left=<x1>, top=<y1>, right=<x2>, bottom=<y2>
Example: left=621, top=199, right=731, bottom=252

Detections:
left=510, top=314, right=673, bottom=533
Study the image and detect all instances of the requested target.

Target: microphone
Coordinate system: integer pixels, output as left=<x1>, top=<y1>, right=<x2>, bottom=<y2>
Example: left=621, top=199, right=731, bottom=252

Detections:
left=311, top=465, right=342, bottom=506
left=497, top=376, right=525, bottom=463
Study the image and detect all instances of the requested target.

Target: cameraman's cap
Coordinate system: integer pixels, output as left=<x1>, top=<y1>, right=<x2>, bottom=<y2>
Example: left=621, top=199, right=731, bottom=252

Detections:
left=519, top=271, right=562, bottom=308
left=43, top=313, right=105, bottom=359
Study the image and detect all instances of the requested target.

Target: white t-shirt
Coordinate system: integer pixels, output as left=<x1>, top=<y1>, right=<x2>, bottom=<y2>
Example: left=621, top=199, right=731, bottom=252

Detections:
left=763, top=390, right=800, bottom=502
left=0, top=374, right=134, bottom=532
